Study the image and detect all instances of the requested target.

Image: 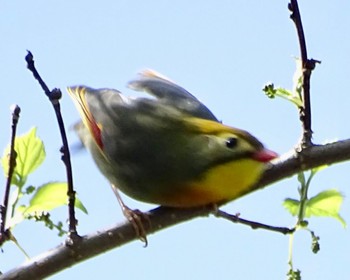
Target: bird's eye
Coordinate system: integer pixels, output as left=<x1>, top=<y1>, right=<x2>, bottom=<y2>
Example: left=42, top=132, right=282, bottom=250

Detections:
left=226, top=137, right=238, bottom=149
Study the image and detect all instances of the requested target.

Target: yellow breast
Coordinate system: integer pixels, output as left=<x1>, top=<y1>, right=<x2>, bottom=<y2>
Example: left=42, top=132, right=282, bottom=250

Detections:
left=157, top=159, right=265, bottom=207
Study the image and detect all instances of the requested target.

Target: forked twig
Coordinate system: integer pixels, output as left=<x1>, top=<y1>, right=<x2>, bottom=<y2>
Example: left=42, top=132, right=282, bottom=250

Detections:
left=288, top=0, right=320, bottom=148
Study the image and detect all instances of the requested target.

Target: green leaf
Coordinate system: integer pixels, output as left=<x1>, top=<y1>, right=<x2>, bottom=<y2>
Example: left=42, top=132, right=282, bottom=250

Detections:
left=283, top=198, right=300, bottom=216
left=311, top=165, right=328, bottom=176
left=306, top=189, right=346, bottom=227
left=1, top=127, right=46, bottom=185
left=284, top=190, right=346, bottom=228
left=23, top=182, right=88, bottom=214
left=262, top=82, right=303, bottom=107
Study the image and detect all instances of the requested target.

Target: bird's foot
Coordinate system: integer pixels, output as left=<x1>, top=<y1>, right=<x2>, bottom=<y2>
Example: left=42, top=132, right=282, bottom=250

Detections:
left=122, top=206, right=150, bottom=247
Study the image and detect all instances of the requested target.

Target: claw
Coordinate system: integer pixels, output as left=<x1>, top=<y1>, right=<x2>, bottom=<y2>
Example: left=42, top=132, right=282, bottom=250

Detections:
left=111, top=184, right=150, bottom=246
left=121, top=206, right=150, bottom=247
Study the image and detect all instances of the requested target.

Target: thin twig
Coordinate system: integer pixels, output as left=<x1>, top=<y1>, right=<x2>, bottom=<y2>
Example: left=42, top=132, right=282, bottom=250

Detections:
left=0, top=105, right=21, bottom=245
left=288, top=0, right=320, bottom=148
left=215, top=209, right=295, bottom=235
left=289, top=0, right=307, bottom=63
left=25, top=51, right=78, bottom=241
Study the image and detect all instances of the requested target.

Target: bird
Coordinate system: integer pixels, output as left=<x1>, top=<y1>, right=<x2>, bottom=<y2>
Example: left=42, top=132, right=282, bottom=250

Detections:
left=67, top=69, right=277, bottom=243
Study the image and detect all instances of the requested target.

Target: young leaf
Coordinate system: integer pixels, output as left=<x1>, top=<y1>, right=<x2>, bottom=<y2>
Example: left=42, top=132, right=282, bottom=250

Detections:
left=310, top=165, right=328, bottom=176
left=1, top=127, right=45, bottom=184
left=22, top=182, right=88, bottom=214
left=262, top=83, right=303, bottom=107
left=283, top=198, right=300, bottom=216
left=305, top=189, right=346, bottom=227
left=284, top=190, right=346, bottom=228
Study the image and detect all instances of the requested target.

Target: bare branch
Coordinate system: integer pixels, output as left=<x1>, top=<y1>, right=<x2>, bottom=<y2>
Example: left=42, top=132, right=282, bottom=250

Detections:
left=2, top=139, right=350, bottom=280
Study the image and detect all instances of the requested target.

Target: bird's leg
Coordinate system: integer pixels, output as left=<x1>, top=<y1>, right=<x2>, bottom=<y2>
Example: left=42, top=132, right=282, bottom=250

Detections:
left=110, top=184, right=149, bottom=246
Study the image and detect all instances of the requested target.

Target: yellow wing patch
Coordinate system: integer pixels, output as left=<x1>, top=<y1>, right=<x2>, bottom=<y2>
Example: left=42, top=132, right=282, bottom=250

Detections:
left=67, top=87, right=104, bottom=151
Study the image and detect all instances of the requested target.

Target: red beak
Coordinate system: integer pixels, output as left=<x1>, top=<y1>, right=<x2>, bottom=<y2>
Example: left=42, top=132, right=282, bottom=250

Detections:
left=252, top=149, right=278, bottom=163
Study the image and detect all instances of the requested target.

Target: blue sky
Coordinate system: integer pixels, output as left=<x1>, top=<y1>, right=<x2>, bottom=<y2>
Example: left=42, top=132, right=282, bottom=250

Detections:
left=1, top=1, right=350, bottom=279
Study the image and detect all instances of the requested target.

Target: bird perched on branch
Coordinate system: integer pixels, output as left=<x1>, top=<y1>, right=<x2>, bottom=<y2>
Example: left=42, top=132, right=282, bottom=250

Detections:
left=67, top=70, right=277, bottom=244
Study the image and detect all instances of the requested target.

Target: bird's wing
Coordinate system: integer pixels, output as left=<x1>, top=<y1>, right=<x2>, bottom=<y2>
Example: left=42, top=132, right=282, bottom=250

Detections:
left=128, top=69, right=218, bottom=121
